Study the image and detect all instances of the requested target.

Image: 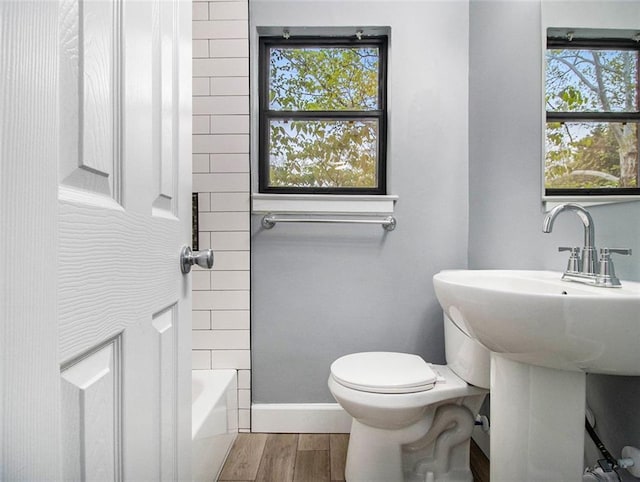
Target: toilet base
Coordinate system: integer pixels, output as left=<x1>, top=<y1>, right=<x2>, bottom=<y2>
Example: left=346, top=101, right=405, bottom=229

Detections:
left=403, top=404, right=477, bottom=482
left=346, top=416, right=432, bottom=482
left=345, top=397, right=485, bottom=482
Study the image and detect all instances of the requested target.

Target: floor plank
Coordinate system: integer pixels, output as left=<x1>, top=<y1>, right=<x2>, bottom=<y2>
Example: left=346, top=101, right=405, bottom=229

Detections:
left=470, top=439, right=490, bottom=482
left=298, top=434, right=330, bottom=451
left=218, top=433, right=488, bottom=482
left=293, top=450, right=330, bottom=482
left=329, top=434, right=349, bottom=481
left=218, top=433, right=268, bottom=481
left=255, top=434, right=299, bottom=482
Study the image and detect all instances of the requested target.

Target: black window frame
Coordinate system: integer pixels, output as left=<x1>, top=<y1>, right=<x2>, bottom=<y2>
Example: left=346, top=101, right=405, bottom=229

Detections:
left=545, top=36, right=640, bottom=197
left=258, top=35, right=388, bottom=195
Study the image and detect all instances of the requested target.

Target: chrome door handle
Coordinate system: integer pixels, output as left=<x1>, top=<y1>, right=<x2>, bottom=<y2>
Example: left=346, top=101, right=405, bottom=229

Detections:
left=180, top=246, right=214, bottom=274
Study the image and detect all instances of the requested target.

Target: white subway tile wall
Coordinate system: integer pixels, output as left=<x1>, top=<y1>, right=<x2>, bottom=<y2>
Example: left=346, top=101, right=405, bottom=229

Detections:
left=192, top=0, right=250, bottom=432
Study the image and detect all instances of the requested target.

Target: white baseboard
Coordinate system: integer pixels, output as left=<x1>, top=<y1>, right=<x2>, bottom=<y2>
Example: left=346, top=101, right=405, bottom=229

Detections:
left=251, top=403, right=352, bottom=433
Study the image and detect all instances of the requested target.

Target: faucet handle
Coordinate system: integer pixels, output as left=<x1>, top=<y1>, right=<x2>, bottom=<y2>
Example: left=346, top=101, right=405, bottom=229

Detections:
left=600, top=248, right=632, bottom=257
left=597, top=248, right=632, bottom=287
left=559, top=246, right=582, bottom=273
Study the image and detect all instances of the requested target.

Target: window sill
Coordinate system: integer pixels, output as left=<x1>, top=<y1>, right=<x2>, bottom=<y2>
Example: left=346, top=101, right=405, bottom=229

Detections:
left=252, top=193, right=398, bottom=214
left=543, top=195, right=640, bottom=212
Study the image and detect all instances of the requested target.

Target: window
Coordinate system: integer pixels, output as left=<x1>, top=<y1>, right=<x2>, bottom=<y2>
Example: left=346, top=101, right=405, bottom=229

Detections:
left=545, top=34, right=640, bottom=196
left=258, top=36, right=387, bottom=194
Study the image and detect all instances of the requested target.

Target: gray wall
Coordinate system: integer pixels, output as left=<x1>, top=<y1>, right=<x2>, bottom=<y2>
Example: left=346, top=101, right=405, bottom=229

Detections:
left=249, top=0, right=640, bottom=472
left=250, top=0, right=471, bottom=403
left=468, top=0, right=640, bottom=475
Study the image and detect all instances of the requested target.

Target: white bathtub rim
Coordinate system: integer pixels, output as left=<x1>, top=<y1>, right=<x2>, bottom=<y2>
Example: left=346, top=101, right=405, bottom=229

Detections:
left=192, top=369, right=237, bottom=440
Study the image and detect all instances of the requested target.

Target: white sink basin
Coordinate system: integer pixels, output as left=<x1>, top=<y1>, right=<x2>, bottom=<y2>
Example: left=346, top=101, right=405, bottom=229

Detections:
left=433, top=270, right=640, bottom=375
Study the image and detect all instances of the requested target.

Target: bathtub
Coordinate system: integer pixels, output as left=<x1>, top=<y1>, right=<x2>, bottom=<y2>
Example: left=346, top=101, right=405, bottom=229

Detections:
left=192, top=369, right=238, bottom=482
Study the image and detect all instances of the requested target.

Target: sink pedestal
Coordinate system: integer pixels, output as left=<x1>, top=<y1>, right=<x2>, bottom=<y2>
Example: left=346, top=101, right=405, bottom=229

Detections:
left=490, top=354, right=586, bottom=481
left=433, top=269, right=640, bottom=479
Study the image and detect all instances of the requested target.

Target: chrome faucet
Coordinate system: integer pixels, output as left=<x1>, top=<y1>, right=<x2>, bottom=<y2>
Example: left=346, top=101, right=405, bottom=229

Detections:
left=542, top=203, right=631, bottom=287
left=543, top=203, right=598, bottom=275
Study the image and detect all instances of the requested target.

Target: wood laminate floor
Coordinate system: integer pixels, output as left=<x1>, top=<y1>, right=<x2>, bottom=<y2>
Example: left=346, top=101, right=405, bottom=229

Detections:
left=218, top=433, right=489, bottom=482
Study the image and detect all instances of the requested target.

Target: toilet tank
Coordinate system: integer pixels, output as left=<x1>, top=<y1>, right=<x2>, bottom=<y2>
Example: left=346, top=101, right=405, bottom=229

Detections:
left=444, top=314, right=490, bottom=389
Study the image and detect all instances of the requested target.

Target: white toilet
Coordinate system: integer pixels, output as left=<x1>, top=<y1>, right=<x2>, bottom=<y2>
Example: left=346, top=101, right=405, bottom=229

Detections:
left=328, top=315, right=490, bottom=482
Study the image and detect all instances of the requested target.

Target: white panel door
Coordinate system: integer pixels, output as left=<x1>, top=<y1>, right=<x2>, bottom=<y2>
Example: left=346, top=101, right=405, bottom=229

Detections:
left=0, top=1, right=192, bottom=479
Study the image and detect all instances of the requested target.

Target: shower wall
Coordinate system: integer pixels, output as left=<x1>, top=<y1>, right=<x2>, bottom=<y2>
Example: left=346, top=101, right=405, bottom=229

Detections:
left=192, top=0, right=251, bottom=432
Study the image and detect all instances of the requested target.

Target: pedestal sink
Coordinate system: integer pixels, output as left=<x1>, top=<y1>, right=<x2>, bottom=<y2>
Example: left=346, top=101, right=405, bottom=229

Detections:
left=433, top=270, right=640, bottom=481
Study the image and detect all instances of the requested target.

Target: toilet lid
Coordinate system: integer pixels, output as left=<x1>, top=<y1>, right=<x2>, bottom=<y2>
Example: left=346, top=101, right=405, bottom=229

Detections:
left=330, top=352, right=437, bottom=394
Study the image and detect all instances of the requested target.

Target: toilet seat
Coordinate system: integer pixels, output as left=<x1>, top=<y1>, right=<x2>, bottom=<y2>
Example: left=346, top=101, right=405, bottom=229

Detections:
left=330, top=352, right=437, bottom=394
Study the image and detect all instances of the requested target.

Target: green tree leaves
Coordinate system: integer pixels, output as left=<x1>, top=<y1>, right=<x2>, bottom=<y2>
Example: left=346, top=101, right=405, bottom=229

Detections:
left=545, top=46, right=639, bottom=190
left=263, top=42, right=384, bottom=190
left=269, top=46, right=379, bottom=111
left=269, top=119, right=378, bottom=188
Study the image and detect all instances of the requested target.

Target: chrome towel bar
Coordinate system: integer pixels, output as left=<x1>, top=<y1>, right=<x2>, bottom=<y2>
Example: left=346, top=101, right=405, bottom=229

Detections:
left=261, top=213, right=397, bottom=231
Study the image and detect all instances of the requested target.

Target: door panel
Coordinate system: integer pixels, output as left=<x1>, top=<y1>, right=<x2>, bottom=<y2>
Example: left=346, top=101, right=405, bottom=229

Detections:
left=60, top=336, right=123, bottom=481
left=152, top=0, right=178, bottom=216
left=2, top=1, right=191, bottom=477
left=152, top=305, right=178, bottom=480
left=56, top=0, right=191, bottom=480
left=58, top=0, right=190, bottom=480
left=58, top=0, right=122, bottom=200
